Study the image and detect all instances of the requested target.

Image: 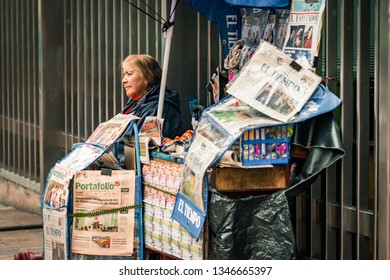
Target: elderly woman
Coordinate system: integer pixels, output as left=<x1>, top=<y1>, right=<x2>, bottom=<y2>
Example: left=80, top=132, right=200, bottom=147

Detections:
left=114, top=54, right=182, bottom=166
left=121, top=54, right=182, bottom=138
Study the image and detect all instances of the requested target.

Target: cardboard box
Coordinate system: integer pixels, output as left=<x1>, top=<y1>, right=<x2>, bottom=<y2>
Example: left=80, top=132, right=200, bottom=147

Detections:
left=124, top=144, right=137, bottom=170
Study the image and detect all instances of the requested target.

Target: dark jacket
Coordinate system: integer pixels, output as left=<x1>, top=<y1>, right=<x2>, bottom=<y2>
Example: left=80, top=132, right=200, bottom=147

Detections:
left=121, top=84, right=182, bottom=138
left=114, top=84, right=182, bottom=166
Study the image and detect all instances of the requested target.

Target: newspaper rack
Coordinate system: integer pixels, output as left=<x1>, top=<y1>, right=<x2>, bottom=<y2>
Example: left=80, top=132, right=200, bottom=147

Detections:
left=41, top=116, right=144, bottom=260
left=143, top=151, right=205, bottom=260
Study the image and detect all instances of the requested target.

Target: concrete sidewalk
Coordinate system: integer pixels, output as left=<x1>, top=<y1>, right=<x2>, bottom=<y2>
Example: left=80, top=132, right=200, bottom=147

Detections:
left=0, top=205, right=42, bottom=260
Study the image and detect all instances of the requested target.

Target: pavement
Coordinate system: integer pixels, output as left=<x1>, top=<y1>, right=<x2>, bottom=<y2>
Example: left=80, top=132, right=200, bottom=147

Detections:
left=0, top=205, right=43, bottom=260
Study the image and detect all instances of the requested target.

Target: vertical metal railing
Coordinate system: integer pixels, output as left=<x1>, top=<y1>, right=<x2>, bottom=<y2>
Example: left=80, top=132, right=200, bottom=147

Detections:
left=376, top=0, right=390, bottom=260
left=0, top=0, right=40, bottom=186
left=339, top=0, right=355, bottom=260
left=356, top=0, right=371, bottom=259
left=325, top=0, right=339, bottom=260
left=62, top=0, right=163, bottom=153
left=294, top=0, right=389, bottom=260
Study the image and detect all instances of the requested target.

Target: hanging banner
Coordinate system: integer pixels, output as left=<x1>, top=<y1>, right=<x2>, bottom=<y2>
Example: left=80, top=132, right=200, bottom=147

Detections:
left=171, top=192, right=207, bottom=240
left=217, top=7, right=242, bottom=59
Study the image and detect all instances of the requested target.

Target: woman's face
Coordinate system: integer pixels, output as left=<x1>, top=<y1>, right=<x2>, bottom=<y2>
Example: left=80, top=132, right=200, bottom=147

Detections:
left=122, top=63, right=149, bottom=100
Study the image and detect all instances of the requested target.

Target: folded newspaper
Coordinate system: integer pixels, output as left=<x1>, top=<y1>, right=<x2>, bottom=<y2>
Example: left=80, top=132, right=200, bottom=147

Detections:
left=42, top=164, right=75, bottom=260
left=59, top=113, right=139, bottom=171
left=71, top=170, right=136, bottom=256
left=227, top=41, right=322, bottom=123
left=86, top=113, right=140, bottom=149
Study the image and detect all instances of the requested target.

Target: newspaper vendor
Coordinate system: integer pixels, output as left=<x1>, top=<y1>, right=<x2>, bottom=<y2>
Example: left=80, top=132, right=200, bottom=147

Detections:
left=115, top=54, right=183, bottom=166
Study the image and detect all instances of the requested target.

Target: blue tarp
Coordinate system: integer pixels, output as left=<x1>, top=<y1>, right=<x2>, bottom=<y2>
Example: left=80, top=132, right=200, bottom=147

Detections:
left=186, top=0, right=290, bottom=23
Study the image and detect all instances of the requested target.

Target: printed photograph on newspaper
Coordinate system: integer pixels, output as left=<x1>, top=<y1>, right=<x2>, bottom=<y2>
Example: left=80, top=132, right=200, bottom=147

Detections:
left=43, top=164, right=75, bottom=208
left=227, top=41, right=322, bottom=123
left=71, top=170, right=136, bottom=256
left=274, top=9, right=290, bottom=50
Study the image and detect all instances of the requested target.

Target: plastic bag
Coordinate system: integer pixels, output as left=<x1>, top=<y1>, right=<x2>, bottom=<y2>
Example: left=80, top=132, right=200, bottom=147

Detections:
left=208, top=188, right=296, bottom=260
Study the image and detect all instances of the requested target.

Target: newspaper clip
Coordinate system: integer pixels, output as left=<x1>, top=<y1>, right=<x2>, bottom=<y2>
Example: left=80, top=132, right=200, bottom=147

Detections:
left=101, top=168, right=112, bottom=176
left=289, top=60, right=302, bottom=72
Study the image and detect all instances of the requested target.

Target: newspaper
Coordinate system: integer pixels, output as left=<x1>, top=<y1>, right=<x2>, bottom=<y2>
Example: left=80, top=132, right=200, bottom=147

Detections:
left=262, top=10, right=277, bottom=44
left=138, top=116, right=163, bottom=164
left=274, top=9, right=290, bottom=50
left=59, top=113, right=139, bottom=171
left=206, top=96, right=280, bottom=135
left=227, top=41, right=322, bottom=122
left=58, top=143, right=104, bottom=171
left=71, top=170, right=136, bottom=256
left=43, top=208, right=68, bottom=260
left=86, top=113, right=140, bottom=149
left=43, top=164, right=75, bottom=208
left=97, top=150, right=123, bottom=170
left=180, top=134, right=220, bottom=211
left=282, top=0, right=326, bottom=67
left=241, top=8, right=270, bottom=46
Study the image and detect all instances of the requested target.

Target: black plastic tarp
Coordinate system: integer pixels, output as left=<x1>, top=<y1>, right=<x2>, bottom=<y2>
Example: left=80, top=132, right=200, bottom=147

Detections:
left=286, top=110, right=345, bottom=198
left=208, top=188, right=296, bottom=260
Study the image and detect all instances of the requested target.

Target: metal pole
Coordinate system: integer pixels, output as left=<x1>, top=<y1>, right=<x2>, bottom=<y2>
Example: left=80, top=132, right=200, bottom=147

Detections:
left=157, top=0, right=177, bottom=119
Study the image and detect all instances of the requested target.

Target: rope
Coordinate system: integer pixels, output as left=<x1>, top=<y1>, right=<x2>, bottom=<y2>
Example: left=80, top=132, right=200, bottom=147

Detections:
left=124, top=0, right=181, bottom=32
left=123, top=0, right=164, bottom=25
left=68, top=204, right=143, bottom=218
left=143, top=182, right=177, bottom=197
left=163, top=0, right=181, bottom=32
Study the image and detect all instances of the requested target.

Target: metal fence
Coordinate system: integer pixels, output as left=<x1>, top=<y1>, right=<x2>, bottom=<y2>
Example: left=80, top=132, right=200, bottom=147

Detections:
left=0, top=0, right=389, bottom=259
left=293, top=0, right=390, bottom=260
left=0, top=0, right=40, bottom=190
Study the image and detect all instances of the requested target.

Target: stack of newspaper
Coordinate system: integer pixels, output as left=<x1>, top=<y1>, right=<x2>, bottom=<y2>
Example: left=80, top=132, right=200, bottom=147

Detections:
left=42, top=113, right=140, bottom=259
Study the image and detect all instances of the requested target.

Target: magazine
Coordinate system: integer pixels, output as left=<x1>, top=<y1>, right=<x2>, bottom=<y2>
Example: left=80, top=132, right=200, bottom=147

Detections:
left=71, top=170, right=136, bottom=256
left=227, top=41, right=322, bottom=122
left=282, top=0, right=326, bottom=67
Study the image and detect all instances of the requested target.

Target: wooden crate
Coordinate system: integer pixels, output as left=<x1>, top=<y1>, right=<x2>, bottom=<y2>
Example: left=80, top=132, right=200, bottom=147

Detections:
left=210, top=165, right=289, bottom=192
